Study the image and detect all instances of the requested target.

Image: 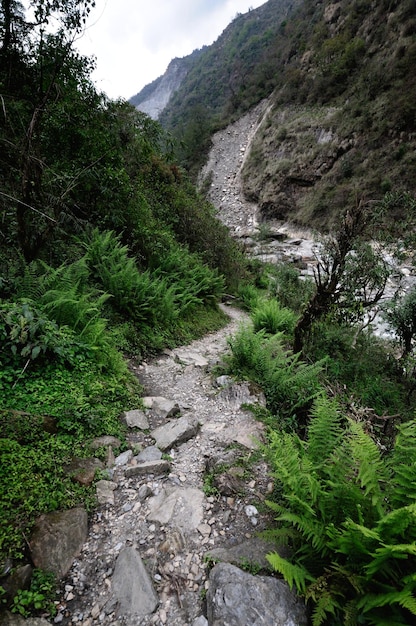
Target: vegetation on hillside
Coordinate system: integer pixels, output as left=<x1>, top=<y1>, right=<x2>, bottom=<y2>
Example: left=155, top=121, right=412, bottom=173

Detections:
left=159, top=0, right=416, bottom=228
left=2, top=1, right=416, bottom=623
left=0, top=0, right=248, bottom=606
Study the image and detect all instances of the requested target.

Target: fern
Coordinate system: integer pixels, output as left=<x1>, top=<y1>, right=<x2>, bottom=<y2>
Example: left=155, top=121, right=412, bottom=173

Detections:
left=389, top=420, right=416, bottom=507
left=264, top=393, right=416, bottom=625
left=226, top=326, right=323, bottom=424
left=266, top=551, right=314, bottom=594
left=252, top=298, right=297, bottom=336
left=310, top=590, right=340, bottom=626
left=307, top=394, right=344, bottom=467
left=347, top=419, right=388, bottom=517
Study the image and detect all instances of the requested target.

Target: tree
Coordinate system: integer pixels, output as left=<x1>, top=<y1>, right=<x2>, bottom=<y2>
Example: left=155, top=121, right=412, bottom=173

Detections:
left=0, top=0, right=97, bottom=260
left=385, top=288, right=416, bottom=359
left=293, top=200, right=391, bottom=354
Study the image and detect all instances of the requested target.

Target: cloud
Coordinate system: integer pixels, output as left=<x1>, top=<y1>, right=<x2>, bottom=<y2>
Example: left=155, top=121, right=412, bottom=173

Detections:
left=76, top=0, right=266, bottom=100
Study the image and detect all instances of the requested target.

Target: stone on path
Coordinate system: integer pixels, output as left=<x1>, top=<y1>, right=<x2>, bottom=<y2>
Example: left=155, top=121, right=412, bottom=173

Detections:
left=89, top=435, right=121, bottom=450
left=217, top=381, right=266, bottom=410
left=151, top=415, right=200, bottom=451
left=207, top=562, right=308, bottom=626
left=136, top=445, right=163, bottom=462
left=29, top=508, right=88, bottom=579
left=114, top=449, right=133, bottom=466
left=206, top=537, right=285, bottom=571
left=147, top=486, right=204, bottom=534
left=174, top=349, right=209, bottom=367
left=64, top=457, right=104, bottom=485
left=203, top=414, right=265, bottom=450
left=96, top=479, right=117, bottom=505
left=121, top=408, right=149, bottom=429
left=109, top=547, right=158, bottom=617
left=125, top=459, right=170, bottom=478
left=142, top=396, right=180, bottom=419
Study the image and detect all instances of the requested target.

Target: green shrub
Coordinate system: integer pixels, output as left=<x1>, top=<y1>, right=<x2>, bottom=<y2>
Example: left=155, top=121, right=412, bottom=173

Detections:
left=305, top=320, right=407, bottom=418
left=11, top=569, right=57, bottom=617
left=268, top=264, right=315, bottom=313
left=0, top=300, right=92, bottom=367
left=252, top=299, right=297, bottom=336
left=265, top=394, right=416, bottom=625
left=237, top=282, right=261, bottom=311
left=225, top=325, right=323, bottom=426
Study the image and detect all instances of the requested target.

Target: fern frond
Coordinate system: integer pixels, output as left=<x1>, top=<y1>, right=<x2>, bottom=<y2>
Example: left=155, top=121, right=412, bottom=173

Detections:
left=376, top=503, right=416, bottom=544
left=331, top=518, right=380, bottom=563
left=347, top=418, right=387, bottom=517
left=311, top=591, right=340, bottom=626
left=365, top=543, right=416, bottom=579
left=307, top=394, right=344, bottom=467
left=358, top=587, right=416, bottom=615
left=276, top=511, right=327, bottom=552
left=389, top=420, right=416, bottom=507
left=260, top=526, right=299, bottom=546
left=266, top=551, right=314, bottom=593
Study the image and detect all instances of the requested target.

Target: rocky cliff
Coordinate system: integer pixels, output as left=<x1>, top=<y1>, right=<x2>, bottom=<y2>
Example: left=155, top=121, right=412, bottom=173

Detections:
left=130, top=52, right=201, bottom=120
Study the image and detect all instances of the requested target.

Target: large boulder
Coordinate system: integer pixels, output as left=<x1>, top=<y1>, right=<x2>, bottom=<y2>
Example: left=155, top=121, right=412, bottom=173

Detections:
left=207, top=562, right=308, bottom=626
left=29, top=508, right=88, bottom=579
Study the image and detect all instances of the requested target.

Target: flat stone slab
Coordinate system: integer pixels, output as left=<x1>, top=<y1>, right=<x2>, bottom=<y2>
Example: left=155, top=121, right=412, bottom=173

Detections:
left=206, top=538, right=286, bottom=571
left=207, top=562, right=308, bottom=626
left=217, top=381, right=266, bottom=410
left=110, top=547, right=158, bottom=617
left=142, top=396, right=180, bottom=418
left=125, top=460, right=170, bottom=477
left=122, top=409, right=149, bottom=429
left=147, top=486, right=204, bottom=533
left=151, top=415, right=200, bottom=451
left=173, top=349, right=209, bottom=367
left=136, top=445, right=163, bottom=462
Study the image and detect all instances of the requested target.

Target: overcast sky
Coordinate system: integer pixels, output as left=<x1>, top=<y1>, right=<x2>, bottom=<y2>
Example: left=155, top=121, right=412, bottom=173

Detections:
left=74, top=0, right=267, bottom=101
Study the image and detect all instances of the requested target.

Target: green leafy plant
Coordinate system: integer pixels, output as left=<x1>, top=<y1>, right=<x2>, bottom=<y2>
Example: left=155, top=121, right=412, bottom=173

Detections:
left=252, top=298, right=297, bottom=337
left=225, top=324, right=323, bottom=426
left=11, top=569, right=57, bottom=617
left=265, top=394, right=416, bottom=625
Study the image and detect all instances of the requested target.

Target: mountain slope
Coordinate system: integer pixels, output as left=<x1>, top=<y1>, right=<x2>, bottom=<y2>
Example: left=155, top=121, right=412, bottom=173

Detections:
left=129, top=50, right=203, bottom=119
left=147, top=0, right=416, bottom=230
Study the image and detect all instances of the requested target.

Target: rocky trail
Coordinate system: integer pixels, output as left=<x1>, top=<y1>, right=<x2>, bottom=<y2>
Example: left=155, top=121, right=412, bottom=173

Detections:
left=49, top=304, right=308, bottom=626
left=3, top=103, right=312, bottom=626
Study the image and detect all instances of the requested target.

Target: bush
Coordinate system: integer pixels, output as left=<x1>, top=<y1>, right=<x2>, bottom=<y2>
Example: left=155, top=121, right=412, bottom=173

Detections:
left=268, top=263, right=315, bottom=313
left=225, top=325, right=323, bottom=427
left=252, top=299, right=297, bottom=337
left=265, top=394, right=416, bottom=625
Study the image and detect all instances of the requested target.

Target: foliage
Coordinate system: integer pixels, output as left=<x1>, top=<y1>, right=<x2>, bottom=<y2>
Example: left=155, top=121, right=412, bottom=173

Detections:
left=267, top=263, right=315, bottom=314
left=225, top=323, right=323, bottom=427
left=384, top=287, right=416, bottom=358
left=252, top=298, right=297, bottom=337
left=237, top=282, right=261, bottom=311
left=0, top=299, right=90, bottom=367
left=265, top=394, right=416, bottom=625
left=294, top=202, right=391, bottom=353
left=305, top=319, right=409, bottom=419
left=11, top=569, right=57, bottom=617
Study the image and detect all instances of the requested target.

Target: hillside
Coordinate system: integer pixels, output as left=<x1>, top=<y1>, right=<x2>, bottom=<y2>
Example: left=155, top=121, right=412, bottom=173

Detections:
left=139, top=0, right=416, bottom=231
left=129, top=49, right=204, bottom=120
